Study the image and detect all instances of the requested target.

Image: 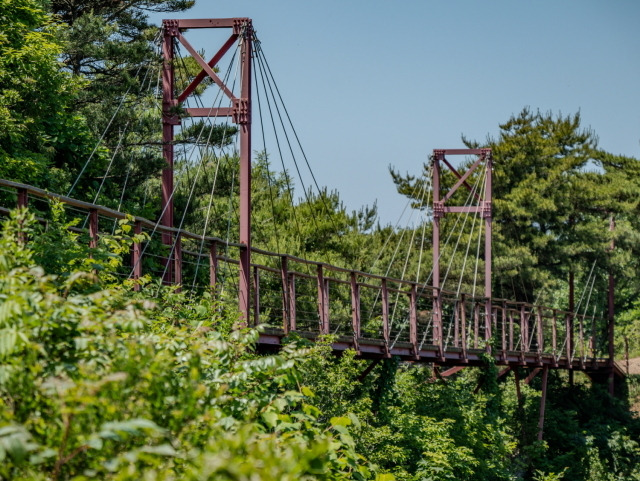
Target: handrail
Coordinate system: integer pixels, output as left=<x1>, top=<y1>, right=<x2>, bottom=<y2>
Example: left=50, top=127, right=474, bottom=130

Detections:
left=0, top=178, right=612, bottom=369
left=0, top=179, right=245, bottom=248
left=0, top=178, right=607, bottom=322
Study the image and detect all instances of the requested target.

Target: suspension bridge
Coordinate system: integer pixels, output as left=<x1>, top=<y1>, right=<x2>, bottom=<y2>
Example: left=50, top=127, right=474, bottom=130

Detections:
left=0, top=18, right=625, bottom=440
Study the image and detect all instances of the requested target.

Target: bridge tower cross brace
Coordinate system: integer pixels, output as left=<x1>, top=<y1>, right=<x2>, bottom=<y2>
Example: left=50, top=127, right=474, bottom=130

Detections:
left=162, top=18, right=253, bottom=322
left=432, top=149, right=493, bottom=352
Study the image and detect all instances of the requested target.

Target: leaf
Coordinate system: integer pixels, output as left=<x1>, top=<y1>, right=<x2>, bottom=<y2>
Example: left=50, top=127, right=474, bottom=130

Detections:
left=347, top=412, right=361, bottom=429
left=99, top=418, right=165, bottom=441
left=139, top=444, right=177, bottom=456
left=302, top=403, right=321, bottom=418
left=262, top=411, right=279, bottom=429
left=330, top=416, right=352, bottom=427
left=86, top=437, right=103, bottom=450
left=301, top=386, right=315, bottom=398
left=375, top=474, right=396, bottom=481
left=0, top=328, right=17, bottom=358
left=0, top=424, right=37, bottom=464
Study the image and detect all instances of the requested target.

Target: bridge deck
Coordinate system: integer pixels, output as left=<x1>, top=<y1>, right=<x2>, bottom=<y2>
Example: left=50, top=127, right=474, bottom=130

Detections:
left=257, top=328, right=618, bottom=378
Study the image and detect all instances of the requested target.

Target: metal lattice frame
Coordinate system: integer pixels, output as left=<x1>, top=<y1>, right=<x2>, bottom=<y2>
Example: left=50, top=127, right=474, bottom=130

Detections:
left=432, top=148, right=493, bottom=355
left=162, top=18, right=253, bottom=322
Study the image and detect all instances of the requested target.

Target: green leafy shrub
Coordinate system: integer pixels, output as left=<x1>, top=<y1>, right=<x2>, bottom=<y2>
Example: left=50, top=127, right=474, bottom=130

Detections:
left=0, top=210, right=377, bottom=480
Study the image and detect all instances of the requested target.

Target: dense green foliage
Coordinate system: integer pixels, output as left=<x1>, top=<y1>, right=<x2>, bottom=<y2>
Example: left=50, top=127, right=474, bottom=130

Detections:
left=0, top=211, right=377, bottom=480
left=1, top=212, right=639, bottom=480
left=0, top=0, right=95, bottom=189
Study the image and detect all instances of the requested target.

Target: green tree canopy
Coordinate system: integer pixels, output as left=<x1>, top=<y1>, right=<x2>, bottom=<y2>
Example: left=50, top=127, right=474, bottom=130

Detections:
left=0, top=0, right=94, bottom=189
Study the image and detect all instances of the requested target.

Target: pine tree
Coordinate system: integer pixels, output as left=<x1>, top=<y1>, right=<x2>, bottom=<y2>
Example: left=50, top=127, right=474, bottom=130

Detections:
left=0, top=0, right=95, bottom=190
left=49, top=0, right=195, bottom=209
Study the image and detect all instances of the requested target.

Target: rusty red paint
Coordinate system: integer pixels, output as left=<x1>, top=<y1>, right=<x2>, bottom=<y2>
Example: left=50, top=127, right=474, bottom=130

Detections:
left=162, top=18, right=253, bottom=322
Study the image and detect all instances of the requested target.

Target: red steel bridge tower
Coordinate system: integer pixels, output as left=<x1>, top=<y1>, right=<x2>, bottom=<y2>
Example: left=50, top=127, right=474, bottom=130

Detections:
left=161, top=18, right=253, bottom=323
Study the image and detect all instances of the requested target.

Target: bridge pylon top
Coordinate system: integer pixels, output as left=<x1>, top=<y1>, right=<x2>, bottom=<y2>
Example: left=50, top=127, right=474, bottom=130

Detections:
left=431, top=147, right=493, bottom=325
left=162, top=18, right=252, bottom=31
left=160, top=17, right=254, bottom=323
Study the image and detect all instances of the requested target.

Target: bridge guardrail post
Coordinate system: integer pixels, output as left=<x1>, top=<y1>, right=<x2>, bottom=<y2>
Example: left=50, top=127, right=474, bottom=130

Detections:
left=536, top=306, right=543, bottom=364
left=381, top=279, right=390, bottom=357
left=579, top=315, right=585, bottom=369
left=17, top=187, right=28, bottom=244
left=209, top=241, right=218, bottom=292
left=501, top=301, right=507, bottom=361
left=492, top=306, right=498, bottom=348
left=460, top=295, right=467, bottom=361
left=520, top=304, right=528, bottom=355
left=508, top=308, right=514, bottom=351
left=473, top=302, right=480, bottom=349
left=288, top=272, right=296, bottom=332
left=88, top=208, right=98, bottom=251
left=485, top=297, right=492, bottom=354
left=351, top=272, right=361, bottom=352
left=131, top=221, right=142, bottom=291
left=317, top=265, right=329, bottom=334
left=253, top=266, right=260, bottom=327
left=454, top=298, right=460, bottom=348
left=565, top=313, right=572, bottom=368
left=174, top=233, right=182, bottom=290
left=280, top=256, right=289, bottom=333
left=590, top=316, right=596, bottom=361
left=409, top=283, right=418, bottom=359
left=17, top=188, right=28, bottom=208
left=492, top=306, right=497, bottom=340
left=432, top=289, right=442, bottom=357
left=552, top=309, right=557, bottom=361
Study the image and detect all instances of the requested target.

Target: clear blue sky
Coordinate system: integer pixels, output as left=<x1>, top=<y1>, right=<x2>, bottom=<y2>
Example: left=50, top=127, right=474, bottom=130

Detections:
left=153, top=1, right=640, bottom=226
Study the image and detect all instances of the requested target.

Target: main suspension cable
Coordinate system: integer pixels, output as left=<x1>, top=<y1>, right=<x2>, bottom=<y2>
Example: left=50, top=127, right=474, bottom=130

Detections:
left=254, top=39, right=339, bottom=232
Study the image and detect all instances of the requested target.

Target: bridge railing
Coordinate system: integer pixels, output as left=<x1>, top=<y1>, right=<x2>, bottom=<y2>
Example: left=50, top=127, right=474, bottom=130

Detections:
left=0, top=179, right=609, bottom=366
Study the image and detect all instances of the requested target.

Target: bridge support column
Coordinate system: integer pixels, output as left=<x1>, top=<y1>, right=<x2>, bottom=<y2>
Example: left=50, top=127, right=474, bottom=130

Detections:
left=161, top=21, right=178, bottom=285
left=238, top=25, right=253, bottom=325
left=537, top=365, right=549, bottom=441
left=513, top=369, right=525, bottom=441
left=608, top=216, right=615, bottom=396
left=569, top=271, right=575, bottom=386
left=432, top=153, right=442, bottom=353
left=484, top=151, right=493, bottom=353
